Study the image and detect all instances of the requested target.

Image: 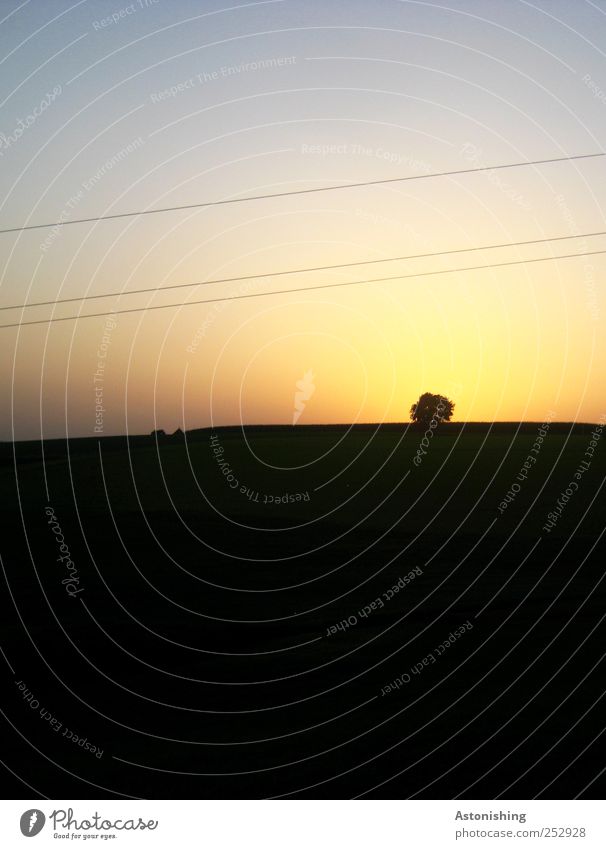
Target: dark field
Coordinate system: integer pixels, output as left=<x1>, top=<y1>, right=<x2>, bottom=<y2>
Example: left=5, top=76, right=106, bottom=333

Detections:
left=1, top=423, right=605, bottom=799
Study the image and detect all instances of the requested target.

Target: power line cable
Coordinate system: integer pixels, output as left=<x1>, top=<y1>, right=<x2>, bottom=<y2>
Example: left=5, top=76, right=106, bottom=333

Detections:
left=2, top=246, right=605, bottom=330
left=2, top=228, right=605, bottom=312
left=0, top=152, right=602, bottom=236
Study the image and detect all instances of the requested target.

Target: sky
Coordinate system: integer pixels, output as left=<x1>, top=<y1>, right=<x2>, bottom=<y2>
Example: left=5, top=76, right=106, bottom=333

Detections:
left=1, top=0, right=605, bottom=439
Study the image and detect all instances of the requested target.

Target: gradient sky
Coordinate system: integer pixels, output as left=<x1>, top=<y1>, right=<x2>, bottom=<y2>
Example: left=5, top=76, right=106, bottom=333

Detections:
left=1, top=0, right=605, bottom=439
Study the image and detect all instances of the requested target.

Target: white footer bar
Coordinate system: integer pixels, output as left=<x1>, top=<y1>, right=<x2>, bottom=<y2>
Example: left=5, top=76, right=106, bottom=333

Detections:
left=1, top=800, right=604, bottom=848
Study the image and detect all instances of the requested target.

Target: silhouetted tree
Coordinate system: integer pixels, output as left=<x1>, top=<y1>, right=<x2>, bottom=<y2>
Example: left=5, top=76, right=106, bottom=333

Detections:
left=409, top=392, right=454, bottom=426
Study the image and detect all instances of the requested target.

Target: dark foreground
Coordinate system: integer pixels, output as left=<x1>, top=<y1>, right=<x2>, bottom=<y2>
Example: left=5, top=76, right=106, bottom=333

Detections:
left=1, top=423, right=605, bottom=799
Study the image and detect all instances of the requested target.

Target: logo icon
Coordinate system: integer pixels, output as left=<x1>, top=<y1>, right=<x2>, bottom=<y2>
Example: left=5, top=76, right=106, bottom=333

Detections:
left=20, top=810, right=45, bottom=837
left=293, top=370, right=315, bottom=425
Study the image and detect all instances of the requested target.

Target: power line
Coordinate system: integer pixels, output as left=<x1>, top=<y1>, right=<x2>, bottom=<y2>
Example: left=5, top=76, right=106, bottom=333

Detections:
left=2, top=246, right=604, bottom=330
left=0, top=152, right=602, bottom=236
left=3, top=228, right=605, bottom=313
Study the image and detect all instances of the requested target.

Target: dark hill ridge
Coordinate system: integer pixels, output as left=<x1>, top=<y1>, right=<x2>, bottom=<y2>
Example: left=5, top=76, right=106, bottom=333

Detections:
left=1, top=420, right=599, bottom=455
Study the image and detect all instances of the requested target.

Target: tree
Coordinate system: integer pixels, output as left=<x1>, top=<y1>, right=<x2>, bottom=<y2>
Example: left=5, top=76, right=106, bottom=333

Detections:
left=409, top=392, right=454, bottom=427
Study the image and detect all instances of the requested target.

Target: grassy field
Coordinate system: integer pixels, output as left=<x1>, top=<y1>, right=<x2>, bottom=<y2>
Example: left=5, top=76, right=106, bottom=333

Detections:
left=6, top=424, right=603, bottom=530
left=1, top=424, right=605, bottom=798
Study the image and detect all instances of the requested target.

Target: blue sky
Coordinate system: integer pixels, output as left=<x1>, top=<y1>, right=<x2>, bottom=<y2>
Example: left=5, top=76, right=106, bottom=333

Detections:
left=1, top=0, right=606, bottom=437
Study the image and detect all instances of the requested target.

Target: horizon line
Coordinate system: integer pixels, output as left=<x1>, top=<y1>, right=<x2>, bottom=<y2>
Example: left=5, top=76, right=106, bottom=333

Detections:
left=3, top=419, right=603, bottom=444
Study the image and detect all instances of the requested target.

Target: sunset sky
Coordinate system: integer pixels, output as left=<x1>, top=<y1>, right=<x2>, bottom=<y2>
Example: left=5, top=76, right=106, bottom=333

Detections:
left=1, top=0, right=605, bottom=439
